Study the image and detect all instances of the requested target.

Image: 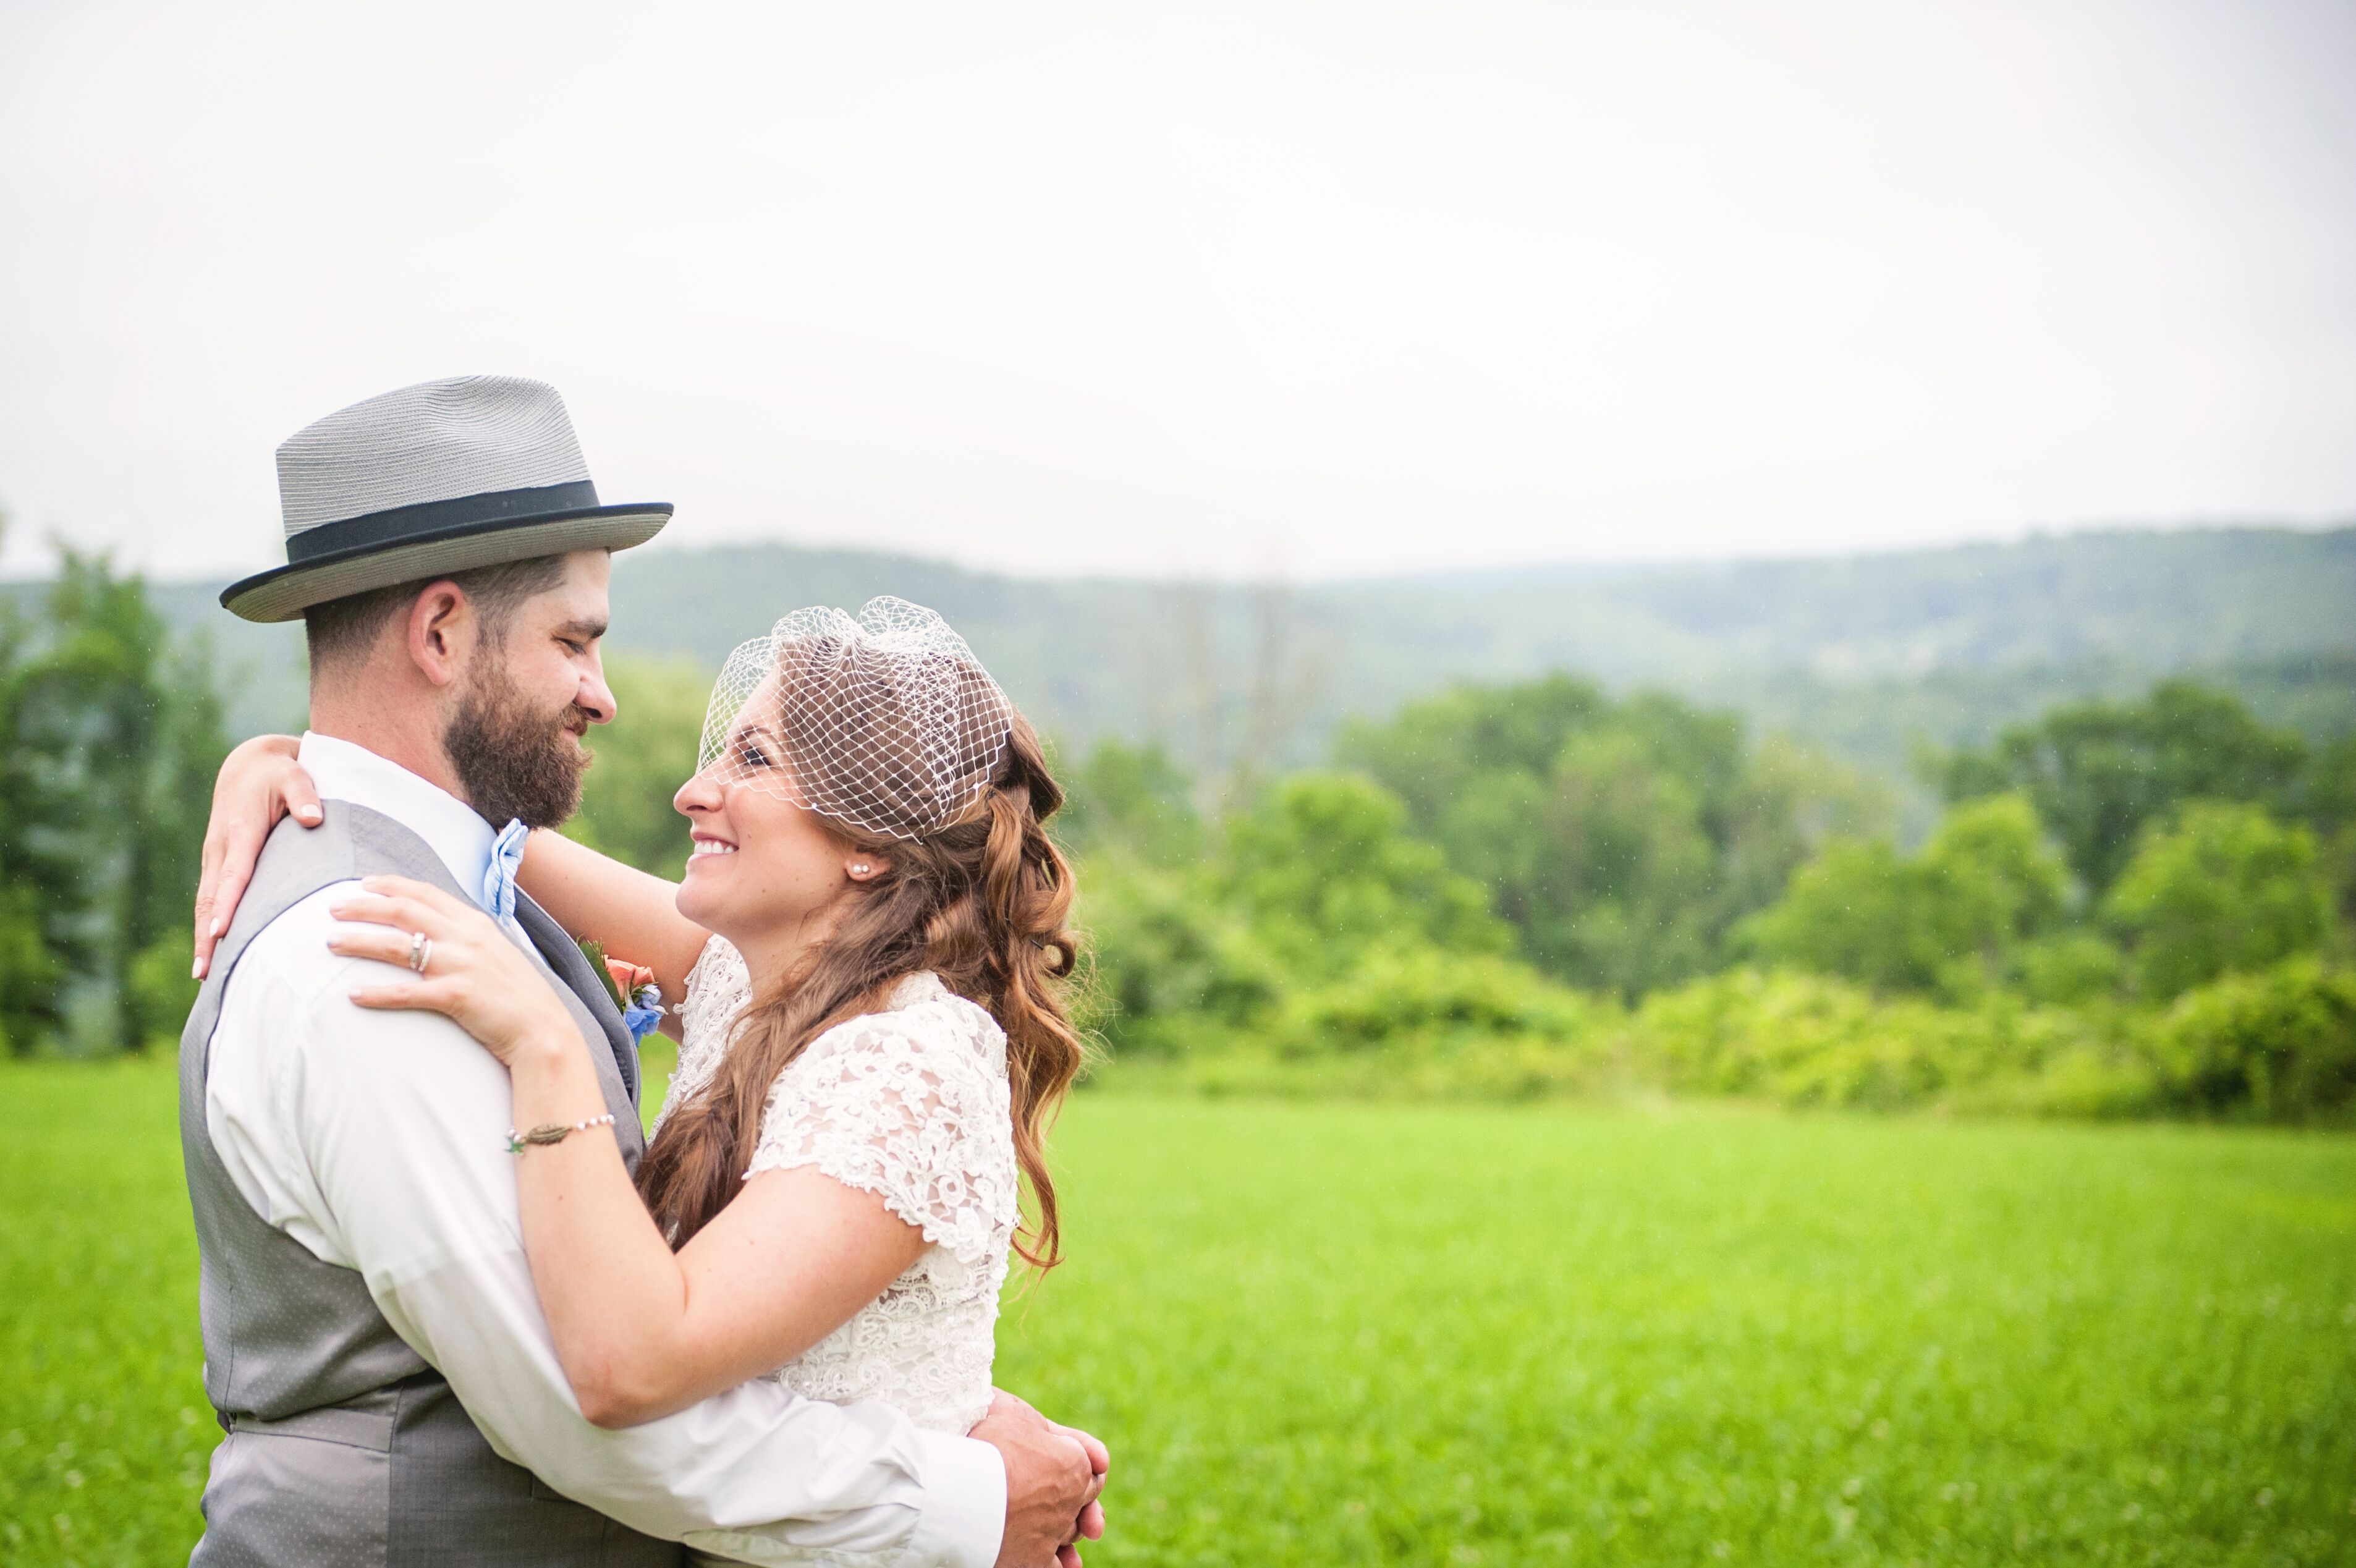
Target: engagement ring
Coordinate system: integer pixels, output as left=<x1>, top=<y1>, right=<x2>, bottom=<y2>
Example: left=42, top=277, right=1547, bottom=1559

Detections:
left=407, top=931, right=431, bottom=974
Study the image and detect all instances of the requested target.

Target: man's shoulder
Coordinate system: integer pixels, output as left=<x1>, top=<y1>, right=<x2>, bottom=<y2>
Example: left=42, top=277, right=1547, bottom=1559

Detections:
left=231, top=881, right=373, bottom=1009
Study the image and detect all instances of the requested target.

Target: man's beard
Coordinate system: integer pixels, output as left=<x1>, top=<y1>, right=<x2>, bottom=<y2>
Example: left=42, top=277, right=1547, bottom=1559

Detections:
left=444, top=657, right=593, bottom=830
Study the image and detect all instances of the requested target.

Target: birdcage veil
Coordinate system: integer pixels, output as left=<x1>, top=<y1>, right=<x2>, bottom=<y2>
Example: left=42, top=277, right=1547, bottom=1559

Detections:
left=696, top=596, right=1015, bottom=841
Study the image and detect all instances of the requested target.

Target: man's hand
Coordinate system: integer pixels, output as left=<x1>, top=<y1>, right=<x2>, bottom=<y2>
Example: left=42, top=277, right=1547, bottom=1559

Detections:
left=972, top=1392, right=1108, bottom=1568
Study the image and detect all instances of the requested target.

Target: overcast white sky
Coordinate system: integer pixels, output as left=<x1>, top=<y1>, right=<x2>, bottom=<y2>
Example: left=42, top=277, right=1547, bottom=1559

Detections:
left=2, top=0, right=2353, bottom=582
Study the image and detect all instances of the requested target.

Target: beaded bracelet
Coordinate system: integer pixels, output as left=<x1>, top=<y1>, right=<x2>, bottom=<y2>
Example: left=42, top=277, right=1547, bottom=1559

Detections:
left=506, top=1112, right=617, bottom=1155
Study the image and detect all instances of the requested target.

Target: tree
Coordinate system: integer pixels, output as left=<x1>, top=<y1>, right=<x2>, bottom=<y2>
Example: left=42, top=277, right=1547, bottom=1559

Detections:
left=1077, top=773, right=1512, bottom=1057
left=0, top=513, right=67, bottom=1053
left=11, top=549, right=227, bottom=1051
left=2307, top=735, right=2356, bottom=931
left=1217, top=773, right=1510, bottom=979
left=1340, top=674, right=1872, bottom=995
left=1334, top=674, right=1611, bottom=828
left=2101, top=801, right=2333, bottom=1002
left=1916, top=792, right=2071, bottom=956
left=566, top=656, right=709, bottom=876
left=1941, top=680, right=2309, bottom=896
left=1056, top=740, right=1204, bottom=867
left=1441, top=729, right=1716, bottom=996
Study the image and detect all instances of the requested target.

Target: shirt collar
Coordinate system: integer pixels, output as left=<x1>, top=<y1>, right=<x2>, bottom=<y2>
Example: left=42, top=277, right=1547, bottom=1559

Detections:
left=299, top=731, right=499, bottom=909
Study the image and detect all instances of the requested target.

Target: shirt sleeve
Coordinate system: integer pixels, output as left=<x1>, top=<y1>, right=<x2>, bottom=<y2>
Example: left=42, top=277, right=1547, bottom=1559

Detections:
left=745, top=1007, right=1010, bottom=1266
left=206, top=892, right=1006, bottom=1567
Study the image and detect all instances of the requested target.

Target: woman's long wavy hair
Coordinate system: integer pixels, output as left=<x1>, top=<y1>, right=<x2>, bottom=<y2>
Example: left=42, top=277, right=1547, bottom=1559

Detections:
left=635, top=658, right=1086, bottom=1266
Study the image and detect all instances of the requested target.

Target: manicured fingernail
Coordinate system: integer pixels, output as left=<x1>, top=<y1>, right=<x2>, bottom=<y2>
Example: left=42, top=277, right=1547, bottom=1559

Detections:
left=211, top=918, right=226, bottom=938
left=192, top=959, right=205, bottom=980
left=299, top=807, right=321, bottom=821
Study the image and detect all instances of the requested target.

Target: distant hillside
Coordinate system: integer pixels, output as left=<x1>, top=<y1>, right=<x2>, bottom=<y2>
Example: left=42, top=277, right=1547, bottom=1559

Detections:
left=66, top=525, right=2356, bottom=792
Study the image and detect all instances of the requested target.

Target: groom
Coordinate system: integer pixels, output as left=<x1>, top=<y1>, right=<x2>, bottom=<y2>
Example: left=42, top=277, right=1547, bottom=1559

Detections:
left=181, top=376, right=1104, bottom=1566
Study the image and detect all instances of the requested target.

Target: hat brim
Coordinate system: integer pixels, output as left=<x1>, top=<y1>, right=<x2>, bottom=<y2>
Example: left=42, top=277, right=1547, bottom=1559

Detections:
left=220, top=504, right=672, bottom=623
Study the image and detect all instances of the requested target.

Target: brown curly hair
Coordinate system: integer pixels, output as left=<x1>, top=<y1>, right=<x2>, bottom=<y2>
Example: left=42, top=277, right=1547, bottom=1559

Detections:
left=637, top=668, right=1085, bottom=1266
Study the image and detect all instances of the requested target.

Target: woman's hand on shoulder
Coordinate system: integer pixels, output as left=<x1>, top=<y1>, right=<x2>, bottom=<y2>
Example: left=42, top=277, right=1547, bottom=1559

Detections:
left=194, top=734, right=319, bottom=978
left=327, top=876, right=576, bottom=1069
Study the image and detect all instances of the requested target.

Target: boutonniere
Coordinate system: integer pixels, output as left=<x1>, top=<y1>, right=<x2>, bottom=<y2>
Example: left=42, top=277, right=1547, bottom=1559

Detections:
left=578, top=939, right=665, bottom=1045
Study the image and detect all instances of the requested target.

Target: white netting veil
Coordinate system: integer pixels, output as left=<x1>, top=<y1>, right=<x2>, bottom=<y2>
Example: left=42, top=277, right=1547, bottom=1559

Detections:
left=696, top=596, right=1016, bottom=841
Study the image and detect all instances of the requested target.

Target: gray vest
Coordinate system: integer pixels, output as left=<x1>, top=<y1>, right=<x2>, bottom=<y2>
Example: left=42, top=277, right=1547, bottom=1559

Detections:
left=179, top=801, right=683, bottom=1567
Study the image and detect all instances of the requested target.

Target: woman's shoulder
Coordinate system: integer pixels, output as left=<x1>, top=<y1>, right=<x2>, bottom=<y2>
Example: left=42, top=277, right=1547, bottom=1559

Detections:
left=685, top=934, right=750, bottom=1001
left=789, top=972, right=1007, bottom=1086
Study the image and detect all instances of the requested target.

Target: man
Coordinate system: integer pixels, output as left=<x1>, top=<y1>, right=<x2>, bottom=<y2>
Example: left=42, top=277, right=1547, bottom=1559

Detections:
left=182, top=375, right=1104, bottom=1565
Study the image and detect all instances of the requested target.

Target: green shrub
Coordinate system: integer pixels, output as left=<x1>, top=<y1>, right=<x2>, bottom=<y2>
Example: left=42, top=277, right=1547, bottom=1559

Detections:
left=1739, top=795, right=2070, bottom=996
left=0, top=880, right=57, bottom=1056
left=2012, top=933, right=2125, bottom=1005
left=2148, top=957, right=2356, bottom=1119
left=127, top=925, right=201, bottom=1049
left=1073, top=860, right=1279, bottom=1056
left=1621, top=967, right=2137, bottom=1114
left=1627, top=968, right=1969, bottom=1109
left=1268, top=948, right=1608, bottom=1059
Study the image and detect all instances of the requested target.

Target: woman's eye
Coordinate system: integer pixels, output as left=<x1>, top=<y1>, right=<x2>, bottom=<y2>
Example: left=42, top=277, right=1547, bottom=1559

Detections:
left=736, top=744, right=771, bottom=768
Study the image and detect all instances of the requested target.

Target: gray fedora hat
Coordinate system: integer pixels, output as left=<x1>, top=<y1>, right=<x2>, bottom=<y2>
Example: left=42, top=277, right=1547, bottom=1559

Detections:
left=221, top=375, right=671, bottom=622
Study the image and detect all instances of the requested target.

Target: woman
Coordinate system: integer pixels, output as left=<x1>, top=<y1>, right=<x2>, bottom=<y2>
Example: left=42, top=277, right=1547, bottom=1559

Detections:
left=199, top=599, right=1092, bottom=1519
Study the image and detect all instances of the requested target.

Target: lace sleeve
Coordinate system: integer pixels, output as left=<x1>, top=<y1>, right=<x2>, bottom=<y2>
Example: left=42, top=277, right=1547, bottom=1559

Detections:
left=745, top=1004, right=1013, bottom=1265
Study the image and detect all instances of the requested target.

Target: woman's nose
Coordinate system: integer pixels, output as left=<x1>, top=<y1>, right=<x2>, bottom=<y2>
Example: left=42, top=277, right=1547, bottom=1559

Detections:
left=674, top=770, right=721, bottom=816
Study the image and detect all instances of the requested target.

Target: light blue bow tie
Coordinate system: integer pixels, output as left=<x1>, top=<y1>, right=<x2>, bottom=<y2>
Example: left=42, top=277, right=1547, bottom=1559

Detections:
left=483, top=819, right=528, bottom=925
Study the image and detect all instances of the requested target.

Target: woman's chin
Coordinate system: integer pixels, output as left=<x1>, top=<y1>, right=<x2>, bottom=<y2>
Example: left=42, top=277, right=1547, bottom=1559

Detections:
left=675, top=859, right=731, bottom=930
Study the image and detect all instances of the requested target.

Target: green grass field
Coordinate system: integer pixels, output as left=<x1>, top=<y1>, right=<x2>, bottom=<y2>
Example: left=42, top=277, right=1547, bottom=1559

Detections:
left=4, top=1054, right=2354, bottom=1566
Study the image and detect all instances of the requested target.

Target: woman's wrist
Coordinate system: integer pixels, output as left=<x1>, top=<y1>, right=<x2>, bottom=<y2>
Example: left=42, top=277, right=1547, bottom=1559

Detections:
left=507, top=1020, right=583, bottom=1079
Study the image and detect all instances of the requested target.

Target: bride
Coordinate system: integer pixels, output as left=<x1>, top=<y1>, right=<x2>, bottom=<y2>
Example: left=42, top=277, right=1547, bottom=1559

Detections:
left=200, top=598, right=1104, bottom=1564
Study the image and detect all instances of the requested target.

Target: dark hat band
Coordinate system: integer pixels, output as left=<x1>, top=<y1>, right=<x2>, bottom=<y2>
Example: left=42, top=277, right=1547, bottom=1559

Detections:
left=286, top=480, right=601, bottom=565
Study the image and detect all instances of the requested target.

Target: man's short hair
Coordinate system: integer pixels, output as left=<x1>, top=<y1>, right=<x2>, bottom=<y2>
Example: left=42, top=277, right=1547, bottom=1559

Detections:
left=303, top=555, right=571, bottom=673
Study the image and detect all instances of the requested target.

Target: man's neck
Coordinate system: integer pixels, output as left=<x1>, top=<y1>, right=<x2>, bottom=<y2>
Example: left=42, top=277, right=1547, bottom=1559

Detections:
left=306, top=694, right=472, bottom=807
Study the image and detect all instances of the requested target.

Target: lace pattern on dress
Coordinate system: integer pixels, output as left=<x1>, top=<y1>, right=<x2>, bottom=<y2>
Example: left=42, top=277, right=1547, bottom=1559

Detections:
left=650, top=936, right=747, bottom=1142
left=661, top=938, right=1015, bottom=1435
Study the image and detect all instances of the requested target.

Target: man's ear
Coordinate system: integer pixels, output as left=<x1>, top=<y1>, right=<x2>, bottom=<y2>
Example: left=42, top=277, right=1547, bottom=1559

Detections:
left=405, top=581, right=475, bottom=689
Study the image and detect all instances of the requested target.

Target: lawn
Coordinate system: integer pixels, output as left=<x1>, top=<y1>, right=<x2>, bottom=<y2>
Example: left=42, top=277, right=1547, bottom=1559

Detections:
left=3, top=1054, right=2353, bottom=1566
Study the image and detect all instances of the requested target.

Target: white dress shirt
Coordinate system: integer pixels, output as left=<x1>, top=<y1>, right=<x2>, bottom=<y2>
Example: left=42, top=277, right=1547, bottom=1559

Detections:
left=203, top=732, right=1006, bottom=1567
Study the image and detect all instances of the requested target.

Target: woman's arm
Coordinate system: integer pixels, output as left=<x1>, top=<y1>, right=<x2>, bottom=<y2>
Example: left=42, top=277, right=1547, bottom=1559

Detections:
left=329, top=877, right=928, bottom=1428
left=193, top=736, right=712, bottom=1019
left=517, top=829, right=711, bottom=1023
left=194, top=735, right=318, bottom=978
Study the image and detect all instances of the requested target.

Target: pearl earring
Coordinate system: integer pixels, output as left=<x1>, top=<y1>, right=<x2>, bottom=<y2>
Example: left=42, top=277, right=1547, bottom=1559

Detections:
left=852, top=862, right=872, bottom=876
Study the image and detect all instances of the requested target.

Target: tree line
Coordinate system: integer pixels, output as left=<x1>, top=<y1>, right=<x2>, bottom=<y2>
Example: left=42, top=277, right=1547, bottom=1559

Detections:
left=6, top=533, right=2352, bottom=1123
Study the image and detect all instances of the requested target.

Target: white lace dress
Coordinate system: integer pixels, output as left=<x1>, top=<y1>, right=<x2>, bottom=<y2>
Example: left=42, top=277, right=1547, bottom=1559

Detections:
left=656, top=938, right=1017, bottom=1438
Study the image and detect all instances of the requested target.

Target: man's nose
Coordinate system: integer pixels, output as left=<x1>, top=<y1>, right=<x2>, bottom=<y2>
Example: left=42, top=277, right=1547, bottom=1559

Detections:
left=578, top=665, right=617, bottom=726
